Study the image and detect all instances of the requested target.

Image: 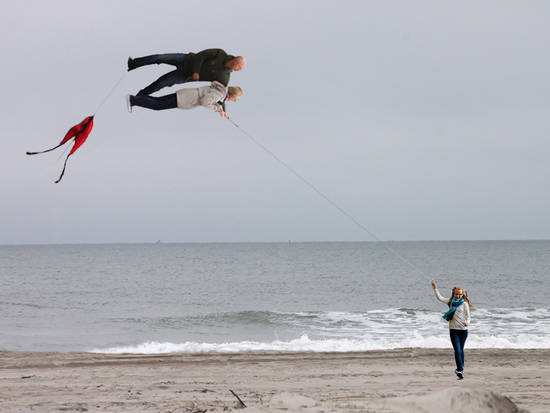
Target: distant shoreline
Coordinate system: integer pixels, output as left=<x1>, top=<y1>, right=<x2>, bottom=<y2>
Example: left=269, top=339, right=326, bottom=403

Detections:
left=2, top=239, right=550, bottom=247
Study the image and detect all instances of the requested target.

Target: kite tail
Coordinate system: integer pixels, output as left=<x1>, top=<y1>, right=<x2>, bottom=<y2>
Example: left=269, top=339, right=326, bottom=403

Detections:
left=26, top=143, right=64, bottom=155
left=26, top=116, right=92, bottom=156
left=55, top=154, right=71, bottom=184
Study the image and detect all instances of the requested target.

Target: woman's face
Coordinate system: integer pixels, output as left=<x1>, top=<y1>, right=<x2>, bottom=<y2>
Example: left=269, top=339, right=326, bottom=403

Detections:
left=453, top=289, right=464, bottom=300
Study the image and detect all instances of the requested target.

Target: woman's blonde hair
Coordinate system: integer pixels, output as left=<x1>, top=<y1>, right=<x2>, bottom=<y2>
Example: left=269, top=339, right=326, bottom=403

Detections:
left=447, top=286, right=472, bottom=309
left=228, top=86, right=243, bottom=101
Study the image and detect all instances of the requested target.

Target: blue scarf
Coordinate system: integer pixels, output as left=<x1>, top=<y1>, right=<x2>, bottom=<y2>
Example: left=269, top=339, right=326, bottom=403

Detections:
left=442, top=298, right=463, bottom=321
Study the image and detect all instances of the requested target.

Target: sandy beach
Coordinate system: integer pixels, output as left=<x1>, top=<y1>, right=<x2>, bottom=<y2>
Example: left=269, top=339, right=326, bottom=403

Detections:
left=1, top=348, right=549, bottom=412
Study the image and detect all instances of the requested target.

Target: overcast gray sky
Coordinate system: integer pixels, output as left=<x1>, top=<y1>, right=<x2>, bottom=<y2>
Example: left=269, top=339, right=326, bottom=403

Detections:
left=1, top=1, right=549, bottom=244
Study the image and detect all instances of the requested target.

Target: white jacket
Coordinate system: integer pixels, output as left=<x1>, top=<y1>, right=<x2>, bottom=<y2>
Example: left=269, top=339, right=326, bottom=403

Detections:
left=434, top=288, right=471, bottom=330
left=176, top=81, right=226, bottom=112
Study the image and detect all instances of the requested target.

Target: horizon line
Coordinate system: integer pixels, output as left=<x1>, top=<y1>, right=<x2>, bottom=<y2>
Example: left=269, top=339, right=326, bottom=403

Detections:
left=2, top=238, right=550, bottom=247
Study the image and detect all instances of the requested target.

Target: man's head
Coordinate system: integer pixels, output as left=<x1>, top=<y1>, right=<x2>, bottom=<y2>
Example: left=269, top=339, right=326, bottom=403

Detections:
left=226, top=56, right=246, bottom=71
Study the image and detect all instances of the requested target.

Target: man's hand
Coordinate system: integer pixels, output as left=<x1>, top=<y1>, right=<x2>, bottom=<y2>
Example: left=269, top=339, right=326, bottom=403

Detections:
left=192, top=72, right=200, bottom=81
left=431, top=280, right=437, bottom=290
left=218, top=110, right=228, bottom=119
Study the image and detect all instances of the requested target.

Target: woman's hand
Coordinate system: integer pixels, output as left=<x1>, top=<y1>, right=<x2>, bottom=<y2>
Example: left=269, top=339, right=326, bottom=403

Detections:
left=431, top=280, right=437, bottom=290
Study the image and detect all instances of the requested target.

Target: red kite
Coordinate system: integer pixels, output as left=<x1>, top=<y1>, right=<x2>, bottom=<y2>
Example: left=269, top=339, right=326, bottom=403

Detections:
left=27, top=116, right=94, bottom=183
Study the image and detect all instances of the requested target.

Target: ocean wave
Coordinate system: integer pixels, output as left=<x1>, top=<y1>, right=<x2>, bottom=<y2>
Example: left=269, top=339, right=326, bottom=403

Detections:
left=95, top=307, right=550, bottom=353
left=90, top=331, right=550, bottom=354
left=87, top=306, right=550, bottom=354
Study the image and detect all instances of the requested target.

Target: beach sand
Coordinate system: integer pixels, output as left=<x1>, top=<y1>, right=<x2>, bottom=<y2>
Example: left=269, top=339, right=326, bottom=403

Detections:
left=1, top=349, right=549, bottom=412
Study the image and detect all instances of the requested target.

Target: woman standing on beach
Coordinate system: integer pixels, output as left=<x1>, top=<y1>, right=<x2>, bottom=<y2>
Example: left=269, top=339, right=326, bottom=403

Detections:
left=431, top=280, right=472, bottom=380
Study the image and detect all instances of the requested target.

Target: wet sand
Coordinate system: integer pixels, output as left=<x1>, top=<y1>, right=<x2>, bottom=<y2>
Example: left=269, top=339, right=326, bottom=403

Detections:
left=1, top=349, right=549, bottom=412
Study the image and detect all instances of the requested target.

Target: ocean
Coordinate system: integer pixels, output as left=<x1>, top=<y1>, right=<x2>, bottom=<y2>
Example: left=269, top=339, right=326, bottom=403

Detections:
left=1, top=241, right=549, bottom=353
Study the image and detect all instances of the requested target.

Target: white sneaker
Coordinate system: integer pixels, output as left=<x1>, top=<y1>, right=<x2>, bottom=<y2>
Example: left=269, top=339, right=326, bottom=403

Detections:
left=126, top=94, right=132, bottom=113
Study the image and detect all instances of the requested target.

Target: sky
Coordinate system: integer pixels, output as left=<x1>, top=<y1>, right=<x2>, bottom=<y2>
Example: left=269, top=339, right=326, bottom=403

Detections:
left=1, top=1, right=549, bottom=244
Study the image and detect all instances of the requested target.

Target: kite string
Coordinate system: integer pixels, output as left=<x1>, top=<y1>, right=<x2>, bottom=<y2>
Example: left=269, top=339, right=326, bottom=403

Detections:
left=226, top=117, right=432, bottom=280
left=93, top=72, right=128, bottom=115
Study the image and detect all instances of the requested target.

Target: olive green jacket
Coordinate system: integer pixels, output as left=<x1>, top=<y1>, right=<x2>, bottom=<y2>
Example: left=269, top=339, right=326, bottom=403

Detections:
left=184, top=49, right=235, bottom=86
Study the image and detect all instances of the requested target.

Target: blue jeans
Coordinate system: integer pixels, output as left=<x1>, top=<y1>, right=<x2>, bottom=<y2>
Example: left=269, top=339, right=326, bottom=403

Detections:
left=132, top=53, right=191, bottom=96
left=449, top=329, right=468, bottom=371
left=132, top=53, right=188, bottom=69
left=130, top=93, right=177, bottom=111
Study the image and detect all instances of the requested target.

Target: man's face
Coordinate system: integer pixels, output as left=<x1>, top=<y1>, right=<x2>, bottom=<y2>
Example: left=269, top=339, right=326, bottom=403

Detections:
left=229, top=58, right=246, bottom=71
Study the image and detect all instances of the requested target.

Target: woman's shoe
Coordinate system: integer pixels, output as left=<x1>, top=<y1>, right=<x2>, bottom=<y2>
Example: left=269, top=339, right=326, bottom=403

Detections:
left=126, top=95, right=132, bottom=113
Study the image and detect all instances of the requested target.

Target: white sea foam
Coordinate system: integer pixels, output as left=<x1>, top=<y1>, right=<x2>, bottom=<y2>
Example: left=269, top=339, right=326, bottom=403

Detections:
left=90, top=306, right=550, bottom=354
left=91, top=330, right=550, bottom=354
